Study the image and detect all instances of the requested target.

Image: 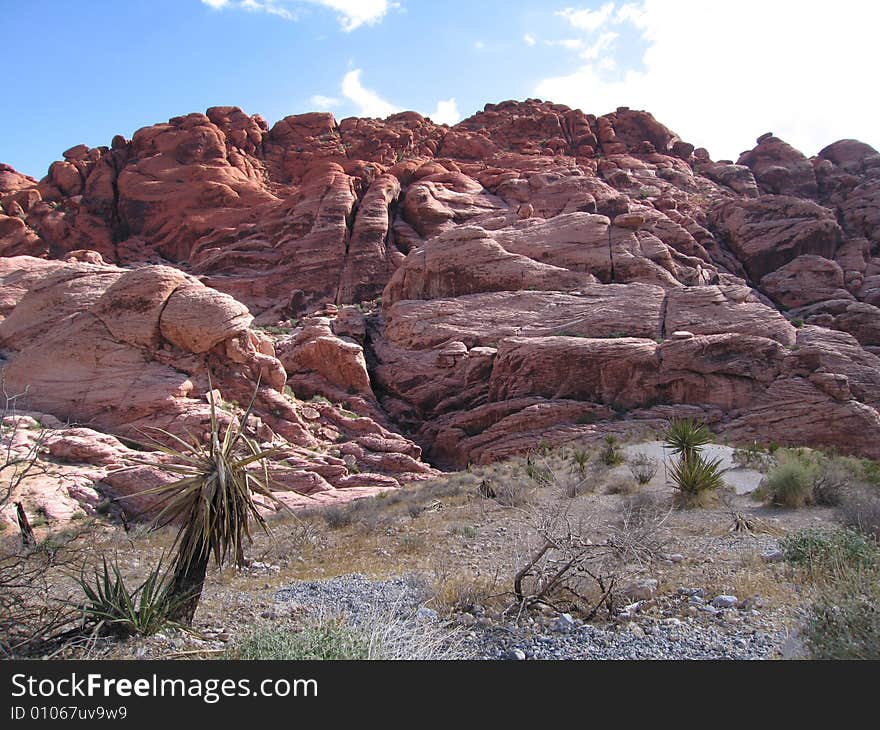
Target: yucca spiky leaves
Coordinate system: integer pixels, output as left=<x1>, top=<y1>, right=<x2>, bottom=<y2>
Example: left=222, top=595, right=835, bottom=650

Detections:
left=663, top=418, right=725, bottom=506
left=667, top=451, right=725, bottom=498
left=75, top=556, right=184, bottom=637
left=124, top=375, right=282, bottom=623
left=663, top=418, right=714, bottom=462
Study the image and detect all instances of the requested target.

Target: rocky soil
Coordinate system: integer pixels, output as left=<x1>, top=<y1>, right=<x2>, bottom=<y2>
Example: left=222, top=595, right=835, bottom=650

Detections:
left=44, top=440, right=839, bottom=662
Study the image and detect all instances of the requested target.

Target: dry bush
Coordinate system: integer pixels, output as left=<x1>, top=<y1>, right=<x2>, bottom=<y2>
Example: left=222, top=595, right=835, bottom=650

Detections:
left=230, top=601, right=470, bottom=660
left=628, top=453, right=659, bottom=485
left=0, top=384, right=92, bottom=657
left=606, top=476, right=639, bottom=495
left=429, top=570, right=503, bottom=614
left=507, top=490, right=668, bottom=621
left=837, top=486, right=880, bottom=542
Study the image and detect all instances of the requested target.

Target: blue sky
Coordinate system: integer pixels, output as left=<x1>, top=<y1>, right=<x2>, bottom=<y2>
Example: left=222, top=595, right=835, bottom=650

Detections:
left=3, top=1, right=878, bottom=179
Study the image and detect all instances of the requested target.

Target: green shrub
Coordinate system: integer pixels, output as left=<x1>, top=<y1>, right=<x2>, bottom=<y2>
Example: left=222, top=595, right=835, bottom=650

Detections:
left=784, top=526, right=880, bottom=659
left=802, top=567, right=880, bottom=659
left=732, top=442, right=772, bottom=471
left=837, top=486, right=880, bottom=542
left=780, top=527, right=879, bottom=577
left=525, top=460, right=553, bottom=485
left=230, top=621, right=371, bottom=660
left=763, top=459, right=817, bottom=507
left=664, top=418, right=713, bottom=458
left=571, top=448, right=590, bottom=474
left=322, top=505, right=355, bottom=529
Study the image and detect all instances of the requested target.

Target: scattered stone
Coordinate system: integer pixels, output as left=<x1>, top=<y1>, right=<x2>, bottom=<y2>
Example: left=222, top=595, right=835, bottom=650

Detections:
left=712, top=595, right=739, bottom=609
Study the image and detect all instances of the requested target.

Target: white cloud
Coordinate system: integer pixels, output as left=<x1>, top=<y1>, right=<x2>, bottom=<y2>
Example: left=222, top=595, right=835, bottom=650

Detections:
left=537, top=1, right=880, bottom=160
left=341, top=69, right=401, bottom=118
left=523, top=33, right=537, bottom=46
left=200, top=0, right=396, bottom=31
left=310, top=94, right=341, bottom=109
left=556, top=2, right=615, bottom=32
left=430, top=98, right=461, bottom=126
left=307, top=0, right=396, bottom=31
left=579, top=31, right=617, bottom=60
left=316, top=70, right=461, bottom=125
left=547, top=38, right=584, bottom=50
left=474, top=40, right=485, bottom=49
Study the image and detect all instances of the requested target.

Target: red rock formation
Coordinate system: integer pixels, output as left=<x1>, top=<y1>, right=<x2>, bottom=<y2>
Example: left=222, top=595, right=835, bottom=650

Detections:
left=1, top=98, right=879, bottom=508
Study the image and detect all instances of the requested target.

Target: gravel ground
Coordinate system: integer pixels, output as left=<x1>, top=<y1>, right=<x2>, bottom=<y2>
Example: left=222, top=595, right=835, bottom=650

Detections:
left=275, top=573, right=792, bottom=660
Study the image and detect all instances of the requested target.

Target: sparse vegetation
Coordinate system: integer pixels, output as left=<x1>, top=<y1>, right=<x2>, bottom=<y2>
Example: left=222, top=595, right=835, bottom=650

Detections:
left=732, top=442, right=773, bottom=471
left=781, top=527, right=880, bottom=659
left=230, top=620, right=370, bottom=660
left=781, top=527, right=878, bottom=578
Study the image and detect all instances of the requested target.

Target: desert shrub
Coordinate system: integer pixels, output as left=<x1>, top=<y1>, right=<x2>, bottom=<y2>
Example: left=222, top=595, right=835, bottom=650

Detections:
left=780, top=527, right=879, bottom=578
left=801, top=567, right=880, bottom=659
left=664, top=418, right=713, bottom=462
left=758, top=451, right=875, bottom=509
left=619, top=491, right=668, bottom=528
left=495, top=479, right=532, bottom=507
left=663, top=418, right=724, bottom=507
left=231, top=620, right=371, bottom=660
left=599, top=435, right=624, bottom=466
left=525, top=463, right=553, bottom=485
left=558, top=469, right=590, bottom=499
left=232, top=607, right=467, bottom=660
left=0, top=386, right=91, bottom=657
left=762, top=459, right=817, bottom=507
left=606, top=476, right=639, bottom=495
left=430, top=572, right=498, bottom=614
left=837, top=486, right=880, bottom=542
left=321, top=505, right=354, bottom=529
left=628, top=453, right=659, bottom=484
left=781, top=527, right=880, bottom=658
left=124, top=378, right=283, bottom=625
left=732, top=442, right=773, bottom=471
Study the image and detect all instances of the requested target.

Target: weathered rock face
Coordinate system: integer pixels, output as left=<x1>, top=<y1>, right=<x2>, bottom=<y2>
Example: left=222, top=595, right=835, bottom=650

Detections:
left=1, top=99, right=880, bottom=507
left=0, top=258, right=435, bottom=525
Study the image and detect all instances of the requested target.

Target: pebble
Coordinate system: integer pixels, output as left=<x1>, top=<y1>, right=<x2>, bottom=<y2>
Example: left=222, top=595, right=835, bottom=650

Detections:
left=274, top=573, right=787, bottom=661
left=711, top=595, right=739, bottom=609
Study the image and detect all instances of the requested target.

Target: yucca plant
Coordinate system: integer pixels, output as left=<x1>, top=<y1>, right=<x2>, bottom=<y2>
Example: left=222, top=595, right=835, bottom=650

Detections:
left=571, top=448, right=590, bottom=475
left=663, top=418, right=724, bottom=506
left=663, top=418, right=713, bottom=463
left=75, top=556, right=184, bottom=638
left=127, top=377, right=281, bottom=625
left=667, top=451, right=725, bottom=505
left=599, top=434, right=624, bottom=466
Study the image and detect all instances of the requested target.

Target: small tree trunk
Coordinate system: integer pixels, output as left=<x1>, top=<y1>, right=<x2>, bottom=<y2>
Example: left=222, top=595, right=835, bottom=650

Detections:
left=15, top=502, right=36, bottom=549
left=166, top=555, right=210, bottom=625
